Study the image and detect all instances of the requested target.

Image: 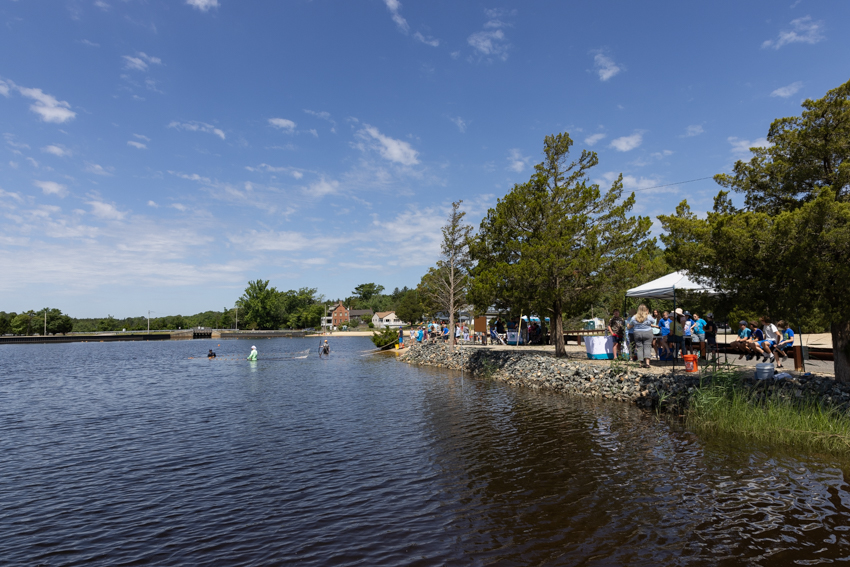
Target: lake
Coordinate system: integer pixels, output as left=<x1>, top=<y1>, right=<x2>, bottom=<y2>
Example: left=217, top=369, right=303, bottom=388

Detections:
left=2, top=337, right=850, bottom=565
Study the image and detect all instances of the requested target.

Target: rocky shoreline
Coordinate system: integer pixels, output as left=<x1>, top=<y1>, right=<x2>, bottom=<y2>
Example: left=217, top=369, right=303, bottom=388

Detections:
left=399, top=343, right=850, bottom=412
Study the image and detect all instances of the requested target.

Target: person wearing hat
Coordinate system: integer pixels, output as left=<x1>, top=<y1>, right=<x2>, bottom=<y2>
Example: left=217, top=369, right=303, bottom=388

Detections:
left=321, top=339, right=331, bottom=357
left=247, top=345, right=258, bottom=361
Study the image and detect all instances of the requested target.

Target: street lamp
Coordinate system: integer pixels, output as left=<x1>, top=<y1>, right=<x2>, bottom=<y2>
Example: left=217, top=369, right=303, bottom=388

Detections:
left=147, top=310, right=156, bottom=333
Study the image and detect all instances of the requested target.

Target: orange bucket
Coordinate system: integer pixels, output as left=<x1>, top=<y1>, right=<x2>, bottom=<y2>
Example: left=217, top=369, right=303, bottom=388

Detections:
left=683, top=354, right=698, bottom=373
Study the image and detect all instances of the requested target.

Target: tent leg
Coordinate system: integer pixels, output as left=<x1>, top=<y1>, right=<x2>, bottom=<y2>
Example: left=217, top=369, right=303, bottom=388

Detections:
left=672, top=291, right=677, bottom=375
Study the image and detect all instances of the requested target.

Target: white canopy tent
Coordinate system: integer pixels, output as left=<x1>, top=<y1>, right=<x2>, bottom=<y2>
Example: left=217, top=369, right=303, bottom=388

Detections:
left=626, top=271, right=718, bottom=300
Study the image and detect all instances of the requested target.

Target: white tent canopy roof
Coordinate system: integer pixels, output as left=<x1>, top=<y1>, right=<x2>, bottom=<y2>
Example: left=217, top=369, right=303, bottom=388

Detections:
left=626, top=271, right=718, bottom=300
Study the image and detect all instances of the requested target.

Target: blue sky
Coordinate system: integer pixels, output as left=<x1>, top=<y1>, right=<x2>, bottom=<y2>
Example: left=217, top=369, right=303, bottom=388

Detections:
left=1, top=0, right=848, bottom=318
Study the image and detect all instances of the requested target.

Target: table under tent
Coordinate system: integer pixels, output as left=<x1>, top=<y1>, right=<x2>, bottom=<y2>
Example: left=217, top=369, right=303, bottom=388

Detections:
left=623, top=271, right=719, bottom=369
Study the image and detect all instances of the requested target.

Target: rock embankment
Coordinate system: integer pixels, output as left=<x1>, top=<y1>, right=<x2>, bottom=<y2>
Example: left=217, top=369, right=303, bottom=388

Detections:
left=399, top=343, right=848, bottom=412
left=400, top=343, right=699, bottom=409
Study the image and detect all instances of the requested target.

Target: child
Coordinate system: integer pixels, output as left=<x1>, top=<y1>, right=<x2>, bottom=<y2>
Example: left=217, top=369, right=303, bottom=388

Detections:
left=730, top=320, right=751, bottom=359
left=773, top=320, right=795, bottom=369
left=608, top=309, right=626, bottom=360
left=746, top=321, right=766, bottom=361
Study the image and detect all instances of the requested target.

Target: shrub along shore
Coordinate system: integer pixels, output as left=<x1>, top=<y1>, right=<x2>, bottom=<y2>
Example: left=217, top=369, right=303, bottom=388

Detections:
left=400, top=343, right=850, bottom=454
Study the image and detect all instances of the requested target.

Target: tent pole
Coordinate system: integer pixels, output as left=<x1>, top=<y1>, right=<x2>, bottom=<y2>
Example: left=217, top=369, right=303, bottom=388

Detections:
left=672, top=290, right=677, bottom=375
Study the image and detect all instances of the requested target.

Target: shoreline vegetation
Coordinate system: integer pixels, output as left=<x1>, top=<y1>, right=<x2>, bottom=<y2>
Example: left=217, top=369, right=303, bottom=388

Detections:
left=401, top=343, right=850, bottom=456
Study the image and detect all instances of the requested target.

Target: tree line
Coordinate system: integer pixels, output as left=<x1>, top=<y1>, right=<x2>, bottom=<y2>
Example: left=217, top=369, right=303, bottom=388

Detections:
left=416, top=79, right=850, bottom=381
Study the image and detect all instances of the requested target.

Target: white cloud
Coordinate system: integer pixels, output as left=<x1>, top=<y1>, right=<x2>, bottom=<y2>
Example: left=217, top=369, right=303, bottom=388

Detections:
left=87, top=200, right=126, bottom=220
left=245, top=163, right=304, bottom=179
left=170, top=203, right=188, bottom=212
left=33, top=180, right=68, bottom=197
left=413, top=32, right=440, bottom=47
left=169, top=171, right=212, bottom=184
left=303, top=109, right=336, bottom=132
left=186, top=0, right=219, bottom=12
left=357, top=125, right=419, bottom=166
left=507, top=148, right=531, bottom=172
left=268, top=118, right=297, bottom=132
left=728, top=136, right=772, bottom=157
left=584, top=133, right=606, bottom=146
left=168, top=121, right=225, bottom=140
left=593, top=52, right=622, bottom=81
left=85, top=163, right=113, bottom=176
left=609, top=132, right=643, bottom=152
left=122, top=52, right=162, bottom=72
left=133, top=133, right=151, bottom=141
left=42, top=145, right=71, bottom=157
left=468, top=29, right=509, bottom=60
left=305, top=177, right=340, bottom=197
left=147, top=200, right=158, bottom=207
left=598, top=172, right=667, bottom=194
left=14, top=83, right=76, bottom=124
left=762, top=16, right=824, bottom=49
left=94, top=1, right=110, bottom=10
left=449, top=116, right=467, bottom=133
left=0, top=80, right=9, bottom=97
left=127, top=141, right=147, bottom=149
left=27, top=157, right=39, bottom=168
left=79, top=39, right=100, bottom=48
left=684, top=125, right=704, bottom=137
left=383, top=0, right=409, bottom=33
left=771, top=81, right=804, bottom=98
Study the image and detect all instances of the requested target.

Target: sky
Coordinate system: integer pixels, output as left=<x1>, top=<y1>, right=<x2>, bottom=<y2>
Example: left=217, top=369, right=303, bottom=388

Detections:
left=1, top=0, right=849, bottom=318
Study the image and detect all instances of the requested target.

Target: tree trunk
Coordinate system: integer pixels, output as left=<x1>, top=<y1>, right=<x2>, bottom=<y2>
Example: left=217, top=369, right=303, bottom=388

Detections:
left=553, top=299, right=565, bottom=357
left=448, top=311, right=455, bottom=353
left=832, top=320, right=850, bottom=383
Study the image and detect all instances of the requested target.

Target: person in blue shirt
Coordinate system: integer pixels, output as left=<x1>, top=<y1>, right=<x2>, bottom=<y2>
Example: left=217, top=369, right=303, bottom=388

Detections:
left=658, top=311, right=671, bottom=357
left=690, top=312, right=707, bottom=357
left=746, top=321, right=767, bottom=361
left=730, top=320, right=752, bottom=359
left=773, top=320, right=795, bottom=369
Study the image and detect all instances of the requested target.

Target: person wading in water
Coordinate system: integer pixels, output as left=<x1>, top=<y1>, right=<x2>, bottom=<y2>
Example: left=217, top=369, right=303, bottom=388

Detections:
left=247, top=346, right=258, bottom=361
left=208, top=349, right=216, bottom=359
left=320, top=340, right=331, bottom=358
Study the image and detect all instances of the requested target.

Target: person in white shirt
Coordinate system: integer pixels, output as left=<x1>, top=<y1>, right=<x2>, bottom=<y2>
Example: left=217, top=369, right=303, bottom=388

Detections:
left=760, top=316, right=780, bottom=363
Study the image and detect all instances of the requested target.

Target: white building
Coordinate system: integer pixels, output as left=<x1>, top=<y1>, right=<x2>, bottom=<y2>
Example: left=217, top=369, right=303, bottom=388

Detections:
left=372, top=311, right=403, bottom=329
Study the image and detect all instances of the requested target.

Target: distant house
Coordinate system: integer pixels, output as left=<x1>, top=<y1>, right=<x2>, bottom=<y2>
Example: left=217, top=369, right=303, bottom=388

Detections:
left=373, top=311, right=403, bottom=329
left=328, top=301, right=374, bottom=328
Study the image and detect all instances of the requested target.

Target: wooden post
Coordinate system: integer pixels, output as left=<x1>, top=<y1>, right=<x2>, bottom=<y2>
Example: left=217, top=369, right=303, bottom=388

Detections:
left=793, top=345, right=804, bottom=371
left=700, top=341, right=706, bottom=359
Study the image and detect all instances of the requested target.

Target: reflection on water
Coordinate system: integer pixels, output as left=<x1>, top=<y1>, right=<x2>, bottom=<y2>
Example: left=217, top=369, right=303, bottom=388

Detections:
left=2, top=338, right=850, bottom=565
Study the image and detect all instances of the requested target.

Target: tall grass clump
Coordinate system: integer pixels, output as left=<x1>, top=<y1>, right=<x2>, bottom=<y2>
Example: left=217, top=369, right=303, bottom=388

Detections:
left=687, top=366, right=850, bottom=454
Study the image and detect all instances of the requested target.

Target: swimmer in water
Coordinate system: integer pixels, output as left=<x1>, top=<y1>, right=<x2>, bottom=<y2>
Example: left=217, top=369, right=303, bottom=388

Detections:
left=247, top=345, right=258, bottom=361
left=208, top=349, right=216, bottom=359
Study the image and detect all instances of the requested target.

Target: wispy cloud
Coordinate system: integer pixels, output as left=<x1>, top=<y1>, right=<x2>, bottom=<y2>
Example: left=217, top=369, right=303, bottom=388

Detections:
left=79, top=39, right=100, bottom=48
left=449, top=116, right=467, bottom=133
left=268, top=118, right=297, bottom=132
left=133, top=133, right=151, bottom=142
left=356, top=125, right=419, bottom=166
left=413, top=32, right=439, bottom=47
left=245, top=163, right=304, bottom=179
left=592, top=51, right=622, bottom=81
left=507, top=148, right=531, bottom=172
left=127, top=141, right=147, bottom=149
left=609, top=132, right=643, bottom=152
left=85, top=163, right=114, bottom=176
left=383, top=0, right=409, bottom=33
left=771, top=81, right=803, bottom=98
left=87, top=200, right=126, bottom=220
left=728, top=136, right=771, bottom=157
left=9, top=81, right=76, bottom=124
left=303, top=109, right=336, bottom=132
left=762, top=16, right=824, bottom=49
left=304, top=177, right=340, bottom=197
left=122, top=52, right=162, bottom=72
left=42, top=144, right=71, bottom=157
left=33, top=180, right=68, bottom=197
left=168, top=120, right=225, bottom=140
left=683, top=124, right=704, bottom=137
left=468, top=9, right=512, bottom=61
left=186, top=0, right=219, bottom=12
left=584, top=133, right=606, bottom=146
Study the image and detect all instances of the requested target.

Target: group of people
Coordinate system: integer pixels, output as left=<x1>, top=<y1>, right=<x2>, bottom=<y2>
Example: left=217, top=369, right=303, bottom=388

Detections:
left=729, top=317, right=795, bottom=368
left=409, top=321, right=474, bottom=345
left=607, top=308, right=795, bottom=369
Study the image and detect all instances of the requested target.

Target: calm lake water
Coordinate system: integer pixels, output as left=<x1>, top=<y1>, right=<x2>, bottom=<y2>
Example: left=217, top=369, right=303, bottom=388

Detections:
left=3, top=337, right=850, bottom=565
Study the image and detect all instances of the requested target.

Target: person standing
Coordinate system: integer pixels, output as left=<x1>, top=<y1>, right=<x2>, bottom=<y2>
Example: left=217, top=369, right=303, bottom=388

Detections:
left=247, top=345, right=258, bottom=361
left=704, top=313, right=718, bottom=356
left=671, top=309, right=686, bottom=359
left=690, top=312, right=707, bottom=358
left=628, top=304, right=656, bottom=368
left=659, top=311, right=672, bottom=357
left=608, top=309, right=626, bottom=360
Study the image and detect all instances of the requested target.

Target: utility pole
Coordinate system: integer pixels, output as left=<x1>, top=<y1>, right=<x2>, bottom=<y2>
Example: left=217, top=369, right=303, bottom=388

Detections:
left=44, top=308, right=47, bottom=336
left=235, top=306, right=238, bottom=331
left=147, top=310, right=155, bottom=333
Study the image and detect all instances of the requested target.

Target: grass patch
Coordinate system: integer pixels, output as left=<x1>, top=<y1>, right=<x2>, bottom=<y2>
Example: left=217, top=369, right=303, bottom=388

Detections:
left=686, top=366, right=850, bottom=454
